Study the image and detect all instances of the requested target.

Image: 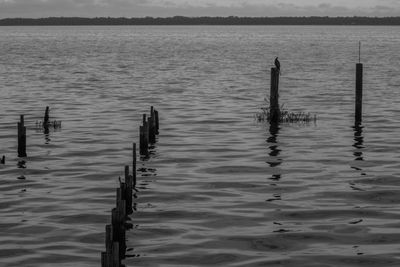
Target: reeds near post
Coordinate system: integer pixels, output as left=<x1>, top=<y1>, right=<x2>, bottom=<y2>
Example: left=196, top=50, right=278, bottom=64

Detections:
left=17, top=115, right=27, bottom=157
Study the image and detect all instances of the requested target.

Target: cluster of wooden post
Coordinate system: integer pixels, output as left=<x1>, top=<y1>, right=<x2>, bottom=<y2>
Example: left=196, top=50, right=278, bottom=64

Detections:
left=16, top=106, right=62, bottom=158
left=139, top=106, right=159, bottom=156
left=101, top=144, right=137, bottom=267
left=268, top=61, right=363, bottom=125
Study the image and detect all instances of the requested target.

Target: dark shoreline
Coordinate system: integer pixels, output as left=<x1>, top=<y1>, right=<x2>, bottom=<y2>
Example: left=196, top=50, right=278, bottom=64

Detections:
left=1, top=16, right=400, bottom=26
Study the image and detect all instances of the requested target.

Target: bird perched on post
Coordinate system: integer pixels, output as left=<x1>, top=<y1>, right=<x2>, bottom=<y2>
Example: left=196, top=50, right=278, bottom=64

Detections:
left=274, top=57, right=280, bottom=75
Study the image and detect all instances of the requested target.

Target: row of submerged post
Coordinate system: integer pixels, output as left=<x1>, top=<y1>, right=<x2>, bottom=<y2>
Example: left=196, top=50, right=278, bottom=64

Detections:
left=101, top=106, right=160, bottom=267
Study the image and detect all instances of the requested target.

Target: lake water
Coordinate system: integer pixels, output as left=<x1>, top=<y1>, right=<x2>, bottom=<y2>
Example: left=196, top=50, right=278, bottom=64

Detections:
left=1, top=25, right=400, bottom=267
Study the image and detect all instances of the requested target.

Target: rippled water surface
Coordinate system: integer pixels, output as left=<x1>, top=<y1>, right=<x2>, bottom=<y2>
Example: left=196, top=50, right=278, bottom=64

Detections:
left=1, top=26, right=400, bottom=267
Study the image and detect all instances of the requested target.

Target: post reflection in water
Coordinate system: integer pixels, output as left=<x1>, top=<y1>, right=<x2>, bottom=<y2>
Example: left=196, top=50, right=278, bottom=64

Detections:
left=352, top=123, right=364, bottom=162
left=44, top=125, right=51, bottom=144
left=350, top=123, right=367, bottom=180
left=266, top=122, right=282, bottom=181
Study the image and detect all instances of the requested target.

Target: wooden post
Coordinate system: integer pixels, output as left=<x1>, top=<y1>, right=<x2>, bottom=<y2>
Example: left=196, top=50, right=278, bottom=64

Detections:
left=125, top=165, right=133, bottom=214
left=270, top=67, right=280, bottom=123
left=44, top=106, right=49, bottom=126
left=116, top=187, right=126, bottom=221
left=144, top=117, right=149, bottom=149
left=101, top=252, right=109, bottom=267
left=154, top=109, right=159, bottom=135
left=18, top=115, right=27, bottom=157
left=140, top=114, right=149, bottom=156
left=139, top=126, right=144, bottom=155
left=112, top=242, right=120, bottom=267
left=355, top=63, right=363, bottom=124
left=105, top=224, right=113, bottom=253
left=142, top=113, right=146, bottom=126
left=116, top=187, right=126, bottom=259
left=149, top=107, right=156, bottom=143
left=133, top=143, right=136, bottom=187
left=101, top=224, right=113, bottom=267
left=111, top=208, right=119, bottom=242
left=43, top=106, right=50, bottom=134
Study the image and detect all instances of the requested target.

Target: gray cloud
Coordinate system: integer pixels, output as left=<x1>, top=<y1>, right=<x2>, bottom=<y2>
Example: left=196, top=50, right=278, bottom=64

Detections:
left=0, top=0, right=399, bottom=18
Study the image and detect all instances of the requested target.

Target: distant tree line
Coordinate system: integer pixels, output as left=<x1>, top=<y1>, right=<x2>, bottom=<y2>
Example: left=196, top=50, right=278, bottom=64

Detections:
left=1, top=16, right=400, bottom=26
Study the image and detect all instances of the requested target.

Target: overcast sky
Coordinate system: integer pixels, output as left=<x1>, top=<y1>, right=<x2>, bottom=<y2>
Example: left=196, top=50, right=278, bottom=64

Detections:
left=1, top=0, right=400, bottom=18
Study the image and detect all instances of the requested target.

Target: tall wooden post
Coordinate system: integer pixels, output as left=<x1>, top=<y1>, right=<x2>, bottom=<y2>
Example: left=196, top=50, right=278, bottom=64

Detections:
left=154, top=109, right=159, bottom=135
left=270, top=67, right=280, bottom=123
left=355, top=63, right=363, bottom=124
left=133, top=143, right=136, bottom=187
left=140, top=114, right=149, bottom=156
left=125, top=165, right=133, bottom=214
left=18, top=115, right=27, bottom=157
left=149, top=106, right=156, bottom=143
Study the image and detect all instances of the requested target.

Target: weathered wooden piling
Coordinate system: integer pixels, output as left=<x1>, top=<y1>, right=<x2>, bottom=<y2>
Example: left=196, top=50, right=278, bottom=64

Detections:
left=125, top=165, right=133, bottom=214
left=133, top=143, right=136, bottom=188
left=140, top=114, right=149, bottom=156
left=111, top=204, right=125, bottom=260
left=105, top=224, right=113, bottom=254
left=149, top=107, right=156, bottom=144
left=102, top=241, right=120, bottom=267
left=101, top=224, right=113, bottom=267
left=1, top=155, right=4, bottom=164
left=154, top=109, right=159, bottom=135
left=44, top=106, right=50, bottom=126
left=117, top=186, right=127, bottom=259
left=112, top=242, right=120, bottom=266
left=17, top=115, right=27, bottom=157
left=355, top=63, right=363, bottom=124
left=270, top=67, right=280, bottom=123
left=101, top=252, right=110, bottom=267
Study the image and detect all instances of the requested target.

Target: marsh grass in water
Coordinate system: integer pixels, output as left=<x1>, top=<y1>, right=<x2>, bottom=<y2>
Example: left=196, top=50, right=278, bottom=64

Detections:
left=255, top=102, right=316, bottom=123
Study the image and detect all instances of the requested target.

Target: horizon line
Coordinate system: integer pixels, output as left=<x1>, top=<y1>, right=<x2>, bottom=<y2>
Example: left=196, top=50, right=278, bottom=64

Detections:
left=1, top=16, right=400, bottom=26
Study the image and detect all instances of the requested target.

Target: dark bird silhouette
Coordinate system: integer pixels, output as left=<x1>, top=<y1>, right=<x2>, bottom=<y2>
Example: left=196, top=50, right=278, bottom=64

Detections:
left=1, top=155, right=5, bottom=164
left=274, top=57, right=280, bottom=74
